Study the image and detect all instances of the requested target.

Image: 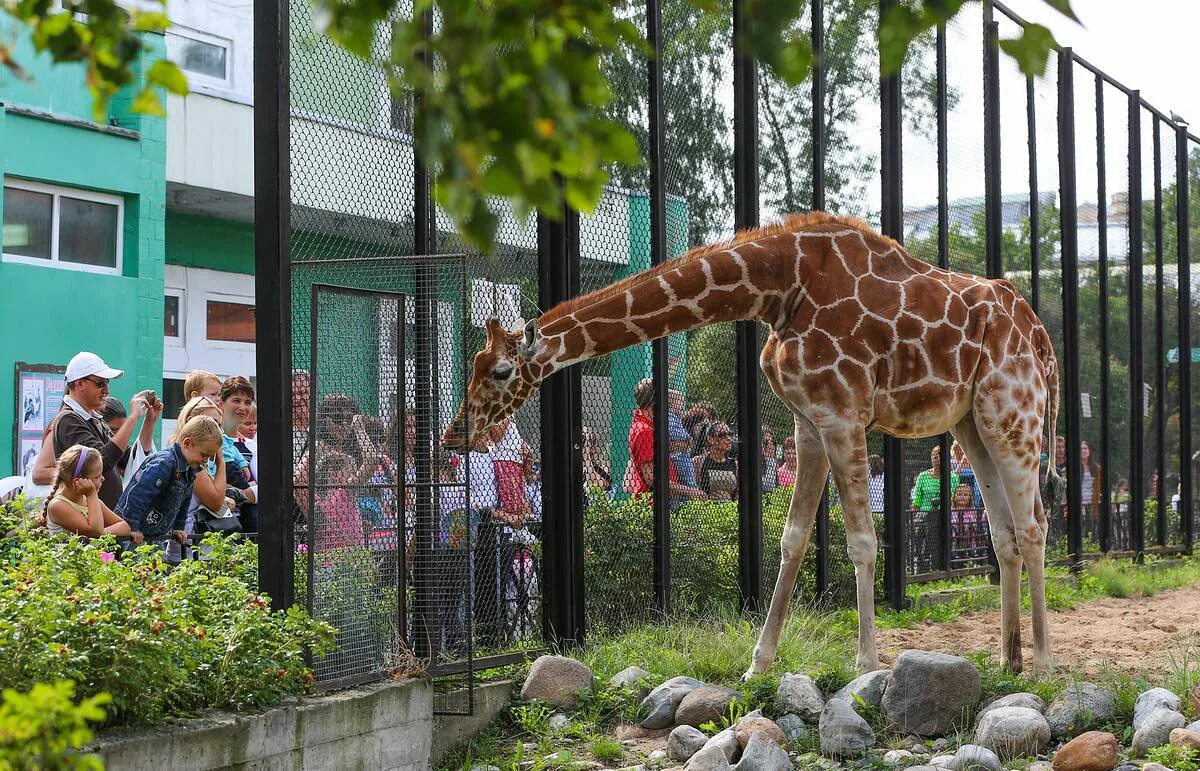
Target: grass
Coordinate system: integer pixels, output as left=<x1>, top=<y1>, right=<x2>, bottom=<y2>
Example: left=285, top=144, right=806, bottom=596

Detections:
left=438, top=555, right=1200, bottom=770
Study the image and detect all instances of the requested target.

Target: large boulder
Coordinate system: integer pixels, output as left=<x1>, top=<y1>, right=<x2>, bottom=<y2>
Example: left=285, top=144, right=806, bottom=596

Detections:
left=1171, top=728, right=1200, bottom=752
left=668, top=725, right=710, bottom=763
left=881, top=650, right=981, bottom=736
left=776, top=713, right=810, bottom=743
left=832, top=670, right=891, bottom=710
left=777, top=673, right=826, bottom=721
left=734, top=716, right=785, bottom=749
left=1133, top=688, right=1182, bottom=732
left=1131, top=708, right=1187, bottom=755
left=521, top=655, right=594, bottom=708
left=819, top=695, right=875, bottom=757
left=685, top=745, right=732, bottom=771
left=641, top=676, right=705, bottom=729
left=676, top=686, right=743, bottom=728
left=974, top=706, right=1051, bottom=760
left=1044, top=683, right=1118, bottom=739
left=1051, top=731, right=1120, bottom=771
left=945, top=744, right=1002, bottom=771
left=732, top=733, right=790, bottom=771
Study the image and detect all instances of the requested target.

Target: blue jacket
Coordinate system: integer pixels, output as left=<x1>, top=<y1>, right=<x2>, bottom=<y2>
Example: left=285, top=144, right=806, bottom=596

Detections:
left=115, top=444, right=200, bottom=538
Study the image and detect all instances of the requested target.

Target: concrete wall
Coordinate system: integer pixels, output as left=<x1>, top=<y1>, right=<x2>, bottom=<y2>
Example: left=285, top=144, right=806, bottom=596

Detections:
left=94, top=679, right=432, bottom=770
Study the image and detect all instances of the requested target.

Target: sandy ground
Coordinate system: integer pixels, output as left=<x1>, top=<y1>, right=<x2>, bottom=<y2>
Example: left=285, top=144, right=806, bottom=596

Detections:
left=876, top=585, right=1200, bottom=678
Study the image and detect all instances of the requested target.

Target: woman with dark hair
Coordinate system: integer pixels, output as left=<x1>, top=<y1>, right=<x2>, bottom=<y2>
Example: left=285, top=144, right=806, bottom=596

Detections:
left=761, top=426, right=779, bottom=494
left=693, top=421, right=738, bottom=502
left=1080, top=440, right=1103, bottom=519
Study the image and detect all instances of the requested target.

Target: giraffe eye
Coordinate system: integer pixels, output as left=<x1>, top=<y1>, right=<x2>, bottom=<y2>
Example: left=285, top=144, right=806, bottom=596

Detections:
left=492, top=364, right=514, bottom=381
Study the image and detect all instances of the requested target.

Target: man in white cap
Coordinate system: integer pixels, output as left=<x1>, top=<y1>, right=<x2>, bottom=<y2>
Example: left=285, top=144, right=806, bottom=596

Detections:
left=52, top=352, right=162, bottom=509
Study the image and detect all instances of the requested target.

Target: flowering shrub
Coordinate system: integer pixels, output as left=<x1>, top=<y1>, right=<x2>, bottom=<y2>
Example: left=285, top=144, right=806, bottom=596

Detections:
left=0, top=499, right=335, bottom=725
left=0, top=680, right=108, bottom=770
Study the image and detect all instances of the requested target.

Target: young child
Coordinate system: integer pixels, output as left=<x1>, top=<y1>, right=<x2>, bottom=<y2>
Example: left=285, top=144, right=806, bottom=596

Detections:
left=313, top=415, right=379, bottom=551
left=116, top=415, right=224, bottom=549
left=45, top=445, right=136, bottom=540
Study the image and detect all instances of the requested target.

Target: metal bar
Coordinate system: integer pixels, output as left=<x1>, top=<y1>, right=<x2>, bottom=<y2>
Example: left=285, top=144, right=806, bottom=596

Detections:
left=1153, top=117, right=1168, bottom=547
left=1178, top=125, right=1194, bottom=554
left=252, top=0, right=294, bottom=611
left=1028, top=75, right=1040, bottom=313
left=983, top=14, right=1002, bottom=280
left=733, top=0, right=762, bottom=613
left=880, top=0, right=906, bottom=611
left=936, top=23, right=952, bottom=577
left=1058, top=50, right=1083, bottom=572
left=291, top=254, right=468, bottom=266
left=812, top=0, right=829, bottom=598
left=1128, top=91, right=1146, bottom=563
left=1095, top=73, right=1111, bottom=553
left=427, top=649, right=548, bottom=677
left=396, top=294, right=407, bottom=642
left=306, top=285, right=318, bottom=639
left=647, top=0, right=671, bottom=615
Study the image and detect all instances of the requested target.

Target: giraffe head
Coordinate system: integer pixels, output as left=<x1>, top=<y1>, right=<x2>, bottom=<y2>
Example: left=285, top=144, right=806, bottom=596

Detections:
left=442, top=317, right=543, bottom=451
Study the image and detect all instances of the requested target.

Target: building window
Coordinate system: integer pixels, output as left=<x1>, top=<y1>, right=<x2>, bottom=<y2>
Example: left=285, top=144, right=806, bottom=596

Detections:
left=164, top=294, right=181, bottom=339
left=207, top=299, right=255, bottom=344
left=2, top=179, right=122, bottom=274
left=168, top=30, right=231, bottom=87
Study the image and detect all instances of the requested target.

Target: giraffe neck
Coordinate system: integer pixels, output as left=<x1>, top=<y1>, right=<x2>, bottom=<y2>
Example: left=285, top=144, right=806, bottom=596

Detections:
left=529, top=240, right=790, bottom=376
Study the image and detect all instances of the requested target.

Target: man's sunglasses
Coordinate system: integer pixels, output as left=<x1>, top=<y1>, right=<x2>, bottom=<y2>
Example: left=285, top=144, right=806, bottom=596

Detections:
left=83, top=376, right=110, bottom=388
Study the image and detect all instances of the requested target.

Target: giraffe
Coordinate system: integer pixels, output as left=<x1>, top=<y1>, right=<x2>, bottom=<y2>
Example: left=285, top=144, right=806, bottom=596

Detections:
left=443, top=212, right=1060, bottom=676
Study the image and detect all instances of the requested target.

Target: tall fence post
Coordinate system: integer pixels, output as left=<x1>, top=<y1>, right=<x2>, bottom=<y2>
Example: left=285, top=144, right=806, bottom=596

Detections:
left=935, top=24, right=954, bottom=578
left=1152, top=118, right=1168, bottom=548
left=811, top=0, right=830, bottom=598
left=880, top=0, right=906, bottom=611
left=1177, top=125, right=1194, bottom=555
left=539, top=204, right=586, bottom=647
left=253, top=0, right=295, bottom=611
left=733, top=0, right=763, bottom=613
left=1128, top=91, right=1146, bottom=564
left=983, top=10, right=1002, bottom=281
left=646, top=0, right=672, bottom=615
left=1058, top=49, right=1084, bottom=571
left=1027, top=74, right=1041, bottom=315
left=1095, top=73, right=1112, bottom=554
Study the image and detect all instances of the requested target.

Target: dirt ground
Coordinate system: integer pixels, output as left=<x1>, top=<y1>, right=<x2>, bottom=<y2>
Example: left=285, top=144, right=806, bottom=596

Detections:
left=876, top=585, right=1200, bottom=678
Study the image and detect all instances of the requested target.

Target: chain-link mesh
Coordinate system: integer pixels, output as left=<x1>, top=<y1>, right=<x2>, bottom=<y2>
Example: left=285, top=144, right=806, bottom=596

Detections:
left=1190, top=139, right=1200, bottom=547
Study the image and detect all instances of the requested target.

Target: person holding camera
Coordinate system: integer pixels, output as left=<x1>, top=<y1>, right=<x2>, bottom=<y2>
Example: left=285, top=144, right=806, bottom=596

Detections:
left=52, top=352, right=163, bottom=510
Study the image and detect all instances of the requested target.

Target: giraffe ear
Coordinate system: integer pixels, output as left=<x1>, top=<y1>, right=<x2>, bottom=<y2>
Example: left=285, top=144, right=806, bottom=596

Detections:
left=484, top=319, right=507, bottom=350
left=517, top=319, right=538, bottom=359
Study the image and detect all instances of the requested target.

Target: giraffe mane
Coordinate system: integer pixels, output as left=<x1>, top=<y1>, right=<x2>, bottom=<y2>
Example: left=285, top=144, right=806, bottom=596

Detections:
left=538, top=211, right=899, bottom=326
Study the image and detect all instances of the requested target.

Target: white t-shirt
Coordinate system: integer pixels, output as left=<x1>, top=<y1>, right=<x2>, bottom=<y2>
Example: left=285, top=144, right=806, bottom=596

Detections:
left=491, top=421, right=525, bottom=464
left=1080, top=468, right=1094, bottom=508
left=439, top=450, right=499, bottom=512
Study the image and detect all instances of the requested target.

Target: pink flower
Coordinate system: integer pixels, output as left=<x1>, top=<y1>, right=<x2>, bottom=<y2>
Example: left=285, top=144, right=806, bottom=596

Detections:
left=296, top=543, right=309, bottom=555
left=99, top=552, right=115, bottom=563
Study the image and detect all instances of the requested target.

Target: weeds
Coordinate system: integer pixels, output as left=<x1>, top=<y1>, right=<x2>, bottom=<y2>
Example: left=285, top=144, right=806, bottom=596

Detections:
left=588, top=737, right=623, bottom=763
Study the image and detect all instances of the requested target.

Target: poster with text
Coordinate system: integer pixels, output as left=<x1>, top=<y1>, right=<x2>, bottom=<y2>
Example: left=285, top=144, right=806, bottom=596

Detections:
left=13, top=364, right=66, bottom=476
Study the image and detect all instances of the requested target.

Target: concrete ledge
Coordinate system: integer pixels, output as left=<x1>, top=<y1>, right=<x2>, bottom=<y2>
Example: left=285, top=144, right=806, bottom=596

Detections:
left=91, top=678, right=432, bottom=770
left=433, top=680, right=516, bottom=764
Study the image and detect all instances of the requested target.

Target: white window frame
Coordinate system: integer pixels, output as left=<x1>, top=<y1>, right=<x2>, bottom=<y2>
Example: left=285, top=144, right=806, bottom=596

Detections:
left=203, top=291, right=256, bottom=352
left=167, top=27, right=233, bottom=90
left=164, top=288, right=185, bottom=348
left=2, top=178, right=124, bottom=276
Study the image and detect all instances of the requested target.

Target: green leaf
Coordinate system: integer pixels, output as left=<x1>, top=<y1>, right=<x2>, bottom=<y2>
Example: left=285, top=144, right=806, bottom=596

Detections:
left=878, top=3, right=927, bottom=75
left=147, top=59, right=188, bottom=95
left=131, top=10, right=171, bottom=31
left=131, top=87, right=164, bottom=115
left=998, top=24, right=1057, bottom=79
left=1039, top=0, right=1080, bottom=23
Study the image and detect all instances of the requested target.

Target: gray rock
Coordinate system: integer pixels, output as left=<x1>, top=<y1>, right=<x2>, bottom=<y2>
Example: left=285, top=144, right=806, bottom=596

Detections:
left=471, top=766, right=501, bottom=771
left=819, top=694, right=875, bottom=757
left=908, top=767, right=943, bottom=771
left=668, top=725, right=709, bottom=763
left=521, top=655, right=594, bottom=709
left=732, top=733, right=791, bottom=771
left=777, top=673, right=825, bottom=721
left=704, top=727, right=741, bottom=763
left=929, top=755, right=956, bottom=768
left=1141, top=765, right=1173, bottom=771
left=1132, top=708, right=1187, bottom=755
left=1189, top=719, right=1200, bottom=733
left=883, top=749, right=915, bottom=765
left=976, top=692, right=1047, bottom=724
left=974, top=706, right=1050, bottom=760
left=1112, top=765, right=1141, bottom=771
left=911, top=743, right=932, bottom=756
left=881, top=650, right=982, bottom=736
left=676, top=686, right=743, bottom=728
left=931, top=738, right=951, bottom=753
left=832, top=670, right=891, bottom=710
left=1134, top=688, right=1182, bottom=732
left=776, top=713, right=809, bottom=743
left=610, top=666, right=654, bottom=699
left=548, top=712, right=572, bottom=731
left=685, top=745, right=732, bottom=771
left=641, top=676, right=705, bottom=729
left=945, top=744, right=1002, bottom=771
left=1044, top=682, right=1118, bottom=739
left=1027, top=763, right=1053, bottom=771
left=647, top=749, right=668, bottom=764
left=615, top=766, right=648, bottom=771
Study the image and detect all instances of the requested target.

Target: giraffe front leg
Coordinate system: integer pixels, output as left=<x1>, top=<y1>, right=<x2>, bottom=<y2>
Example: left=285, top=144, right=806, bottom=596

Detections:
left=744, top=422, right=828, bottom=680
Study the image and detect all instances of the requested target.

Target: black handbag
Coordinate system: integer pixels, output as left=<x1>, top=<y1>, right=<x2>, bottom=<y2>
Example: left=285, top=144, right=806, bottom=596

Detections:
left=194, top=505, right=243, bottom=534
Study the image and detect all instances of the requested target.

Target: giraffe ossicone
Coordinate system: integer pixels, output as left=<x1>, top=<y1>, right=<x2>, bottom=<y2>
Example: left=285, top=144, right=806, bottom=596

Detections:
left=444, top=212, right=1059, bottom=677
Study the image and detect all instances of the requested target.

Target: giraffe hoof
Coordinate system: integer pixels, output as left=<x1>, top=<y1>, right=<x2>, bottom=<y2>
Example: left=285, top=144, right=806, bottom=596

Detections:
left=742, top=664, right=767, bottom=682
left=1031, top=656, right=1055, bottom=675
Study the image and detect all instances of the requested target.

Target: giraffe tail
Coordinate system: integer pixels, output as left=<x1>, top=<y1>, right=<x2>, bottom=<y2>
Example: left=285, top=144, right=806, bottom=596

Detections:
left=1038, top=323, right=1062, bottom=493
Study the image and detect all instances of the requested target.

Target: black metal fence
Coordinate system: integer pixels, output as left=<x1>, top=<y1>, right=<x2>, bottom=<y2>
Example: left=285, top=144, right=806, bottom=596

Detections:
left=256, top=0, right=1199, bottom=683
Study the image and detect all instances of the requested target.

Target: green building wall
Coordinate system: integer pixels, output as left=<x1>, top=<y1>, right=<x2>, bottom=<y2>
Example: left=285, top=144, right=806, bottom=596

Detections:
left=0, top=31, right=166, bottom=474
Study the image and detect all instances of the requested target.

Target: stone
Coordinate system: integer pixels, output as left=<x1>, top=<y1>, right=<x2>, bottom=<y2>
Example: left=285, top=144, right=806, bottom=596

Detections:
left=776, top=713, right=809, bottom=743
left=884, top=749, right=915, bottom=765
left=1044, top=683, right=1118, bottom=739
left=931, top=738, right=951, bottom=753
left=908, top=767, right=943, bottom=771
left=647, top=749, right=668, bottom=764
left=685, top=745, right=732, bottom=771
left=1050, top=731, right=1119, bottom=771
left=777, top=673, right=825, bottom=721
left=1142, top=765, right=1173, bottom=771
left=704, top=727, right=741, bottom=763
left=1132, top=708, right=1187, bottom=755
left=818, top=695, right=875, bottom=757
left=548, top=712, right=572, bottom=731
left=1028, top=763, right=1054, bottom=771
left=1134, top=688, right=1182, bottom=732
left=615, top=724, right=671, bottom=741
left=732, top=732, right=791, bottom=771
left=881, top=650, right=982, bottom=736
left=1172, top=727, right=1200, bottom=751
left=615, top=766, right=648, bottom=771
left=620, top=740, right=638, bottom=747
left=977, top=692, right=1048, bottom=723
left=929, top=755, right=957, bottom=768
left=611, top=666, right=654, bottom=699
left=975, top=706, right=1051, bottom=760
left=471, top=766, right=501, bottom=771
left=1112, top=765, right=1140, bottom=771
left=911, top=743, right=932, bottom=756
left=521, top=655, right=594, bottom=709
left=945, top=744, right=1002, bottom=771
left=1189, top=720, right=1200, bottom=733
left=734, top=716, right=786, bottom=749
left=676, top=687, right=743, bottom=729
left=832, top=670, right=891, bottom=710
left=641, top=677, right=706, bottom=730
left=668, top=725, right=709, bottom=763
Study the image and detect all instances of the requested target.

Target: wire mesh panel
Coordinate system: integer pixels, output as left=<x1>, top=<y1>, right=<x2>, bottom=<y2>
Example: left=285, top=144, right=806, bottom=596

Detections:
left=1139, top=110, right=1160, bottom=548
left=1190, top=139, right=1200, bottom=546
left=1159, top=130, right=1183, bottom=547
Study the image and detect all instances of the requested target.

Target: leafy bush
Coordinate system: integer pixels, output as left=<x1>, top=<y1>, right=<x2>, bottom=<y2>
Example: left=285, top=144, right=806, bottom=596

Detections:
left=0, top=680, right=108, bottom=770
left=0, top=501, right=335, bottom=725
